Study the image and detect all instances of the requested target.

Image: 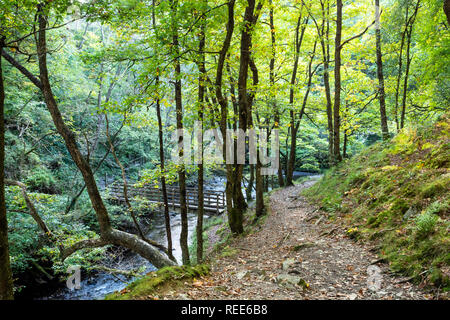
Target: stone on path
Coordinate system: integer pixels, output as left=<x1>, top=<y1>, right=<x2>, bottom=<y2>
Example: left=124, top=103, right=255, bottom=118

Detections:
left=276, top=274, right=308, bottom=289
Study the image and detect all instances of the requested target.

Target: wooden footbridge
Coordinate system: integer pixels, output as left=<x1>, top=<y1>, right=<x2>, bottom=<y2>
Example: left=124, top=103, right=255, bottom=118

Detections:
left=107, top=182, right=226, bottom=214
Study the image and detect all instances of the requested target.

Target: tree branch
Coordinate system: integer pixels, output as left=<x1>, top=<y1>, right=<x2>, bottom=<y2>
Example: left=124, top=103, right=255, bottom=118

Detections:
left=60, top=238, right=108, bottom=261
left=339, top=17, right=377, bottom=49
left=1, top=49, right=42, bottom=89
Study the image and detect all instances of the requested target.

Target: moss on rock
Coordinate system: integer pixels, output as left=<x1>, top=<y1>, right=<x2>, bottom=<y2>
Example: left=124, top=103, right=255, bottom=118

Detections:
left=303, top=113, right=450, bottom=290
left=105, top=264, right=210, bottom=300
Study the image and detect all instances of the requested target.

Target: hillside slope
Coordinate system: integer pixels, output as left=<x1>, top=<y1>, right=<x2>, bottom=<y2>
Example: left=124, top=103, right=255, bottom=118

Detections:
left=303, top=114, right=450, bottom=291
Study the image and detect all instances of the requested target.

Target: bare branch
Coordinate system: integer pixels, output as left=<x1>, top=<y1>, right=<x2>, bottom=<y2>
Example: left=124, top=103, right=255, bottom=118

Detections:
left=339, top=17, right=377, bottom=49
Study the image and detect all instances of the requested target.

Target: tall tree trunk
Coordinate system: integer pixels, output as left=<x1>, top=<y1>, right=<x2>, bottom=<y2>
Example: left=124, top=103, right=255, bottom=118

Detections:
left=170, top=0, right=190, bottom=265
left=155, top=77, right=174, bottom=261
left=246, top=164, right=254, bottom=202
left=323, top=1, right=334, bottom=165
left=152, top=0, right=174, bottom=262
left=343, top=130, right=348, bottom=158
left=196, top=0, right=207, bottom=264
left=333, top=0, right=343, bottom=163
left=394, top=21, right=406, bottom=133
left=233, top=0, right=259, bottom=232
left=91, top=26, right=105, bottom=157
left=444, top=0, right=450, bottom=25
left=0, top=38, right=14, bottom=300
left=224, top=58, right=247, bottom=213
left=400, top=28, right=411, bottom=130
left=235, top=2, right=257, bottom=214
left=35, top=5, right=174, bottom=268
left=264, top=122, right=270, bottom=193
left=288, top=40, right=318, bottom=179
left=375, top=0, right=389, bottom=140
left=268, top=0, right=284, bottom=187
left=314, top=0, right=334, bottom=166
left=249, top=59, right=265, bottom=217
left=215, top=0, right=238, bottom=233
left=400, top=0, right=420, bottom=129
left=286, top=10, right=307, bottom=186
left=255, top=150, right=264, bottom=216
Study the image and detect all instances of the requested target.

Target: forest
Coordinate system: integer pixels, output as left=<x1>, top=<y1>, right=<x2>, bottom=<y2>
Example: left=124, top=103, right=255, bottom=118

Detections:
left=0, top=0, right=448, bottom=301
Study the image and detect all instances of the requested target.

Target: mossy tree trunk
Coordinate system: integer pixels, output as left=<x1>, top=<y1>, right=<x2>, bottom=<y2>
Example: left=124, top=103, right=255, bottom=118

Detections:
left=246, top=164, right=254, bottom=202
left=170, top=0, right=190, bottom=265
left=400, top=1, right=420, bottom=130
left=286, top=8, right=307, bottom=186
left=214, top=0, right=244, bottom=235
left=333, top=0, right=343, bottom=164
left=249, top=59, right=265, bottom=217
left=321, top=1, right=334, bottom=166
left=0, top=37, right=14, bottom=300
left=445, top=0, right=450, bottom=24
left=268, top=0, right=284, bottom=187
left=152, top=0, right=174, bottom=263
left=196, top=0, right=207, bottom=263
left=375, top=0, right=389, bottom=141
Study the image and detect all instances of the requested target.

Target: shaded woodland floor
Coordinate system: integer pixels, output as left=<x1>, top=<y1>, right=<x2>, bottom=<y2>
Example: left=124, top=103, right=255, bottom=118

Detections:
left=149, top=180, right=433, bottom=300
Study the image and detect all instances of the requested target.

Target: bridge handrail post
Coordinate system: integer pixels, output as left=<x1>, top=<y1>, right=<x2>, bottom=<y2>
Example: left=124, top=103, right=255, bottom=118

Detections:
left=216, top=193, right=219, bottom=214
left=172, top=188, right=175, bottom=209
left=186, top=189, right=189, bottom=210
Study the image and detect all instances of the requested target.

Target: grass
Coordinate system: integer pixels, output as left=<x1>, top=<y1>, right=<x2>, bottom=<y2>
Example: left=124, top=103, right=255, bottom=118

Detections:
left=303, top=113, right=450, bottom=291
left=105, top=265, right=210, bottom=300
left=188, top=215, right=225, bottom=264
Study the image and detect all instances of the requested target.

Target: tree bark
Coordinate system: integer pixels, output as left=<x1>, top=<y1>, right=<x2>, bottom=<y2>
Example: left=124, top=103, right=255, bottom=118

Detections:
left=214, top=0, right=242, bottom=235
left=5, top=180, right=56, bottom=242
left=249, top=58, right=265, bottom=217
left=394, top=16, right=406, bottom=133
left=286, top=9, right=307, bottom=186
left=333, top=0, right=343, bottom=163
left=287, top=40, right=318, bottom=177
left=228, top=0, right=263, bottom=231
left=65, top=121, right=124, bottom=214
left=310, top=0, right=334, bottom=165
left=152, top=0, right=174, bottom=263
left=155, top=76, right=174, bottom=261
left=400, top=28, right=411, bottom=130
left=375, top=0, right=389, bottom=140
left=323, top=1, right=334, bottom=165
left=246, top=164, right=254, bottom=202
left=0, top=38, right=14, bottom=300
left=444, top=0, right=450, bottom=25
left=196, top=0, right=207, bottom=264
left=343, top=130, right=348, bottom=158
left=400, top=0, right=420, bottom=129
left=170, top=0, right=190, bottom=265
left=268, top=0, right=284, bottom=187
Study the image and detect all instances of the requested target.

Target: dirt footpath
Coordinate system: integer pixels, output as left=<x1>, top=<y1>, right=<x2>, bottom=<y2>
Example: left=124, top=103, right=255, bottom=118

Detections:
left=158, top=181, right=431, bottom=300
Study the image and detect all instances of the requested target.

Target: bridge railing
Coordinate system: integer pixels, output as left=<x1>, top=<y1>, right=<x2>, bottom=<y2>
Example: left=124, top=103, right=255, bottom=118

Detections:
left=106, top=182, right=226, bottom=214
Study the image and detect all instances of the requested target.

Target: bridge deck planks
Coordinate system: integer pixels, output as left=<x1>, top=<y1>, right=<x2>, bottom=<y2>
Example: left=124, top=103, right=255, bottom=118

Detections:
left=107, top=183, right=226, bottom=214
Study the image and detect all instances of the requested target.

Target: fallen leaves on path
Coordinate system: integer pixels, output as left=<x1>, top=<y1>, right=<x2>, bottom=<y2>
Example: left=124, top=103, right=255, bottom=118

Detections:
left=156, top=181, right=431, bottom=300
